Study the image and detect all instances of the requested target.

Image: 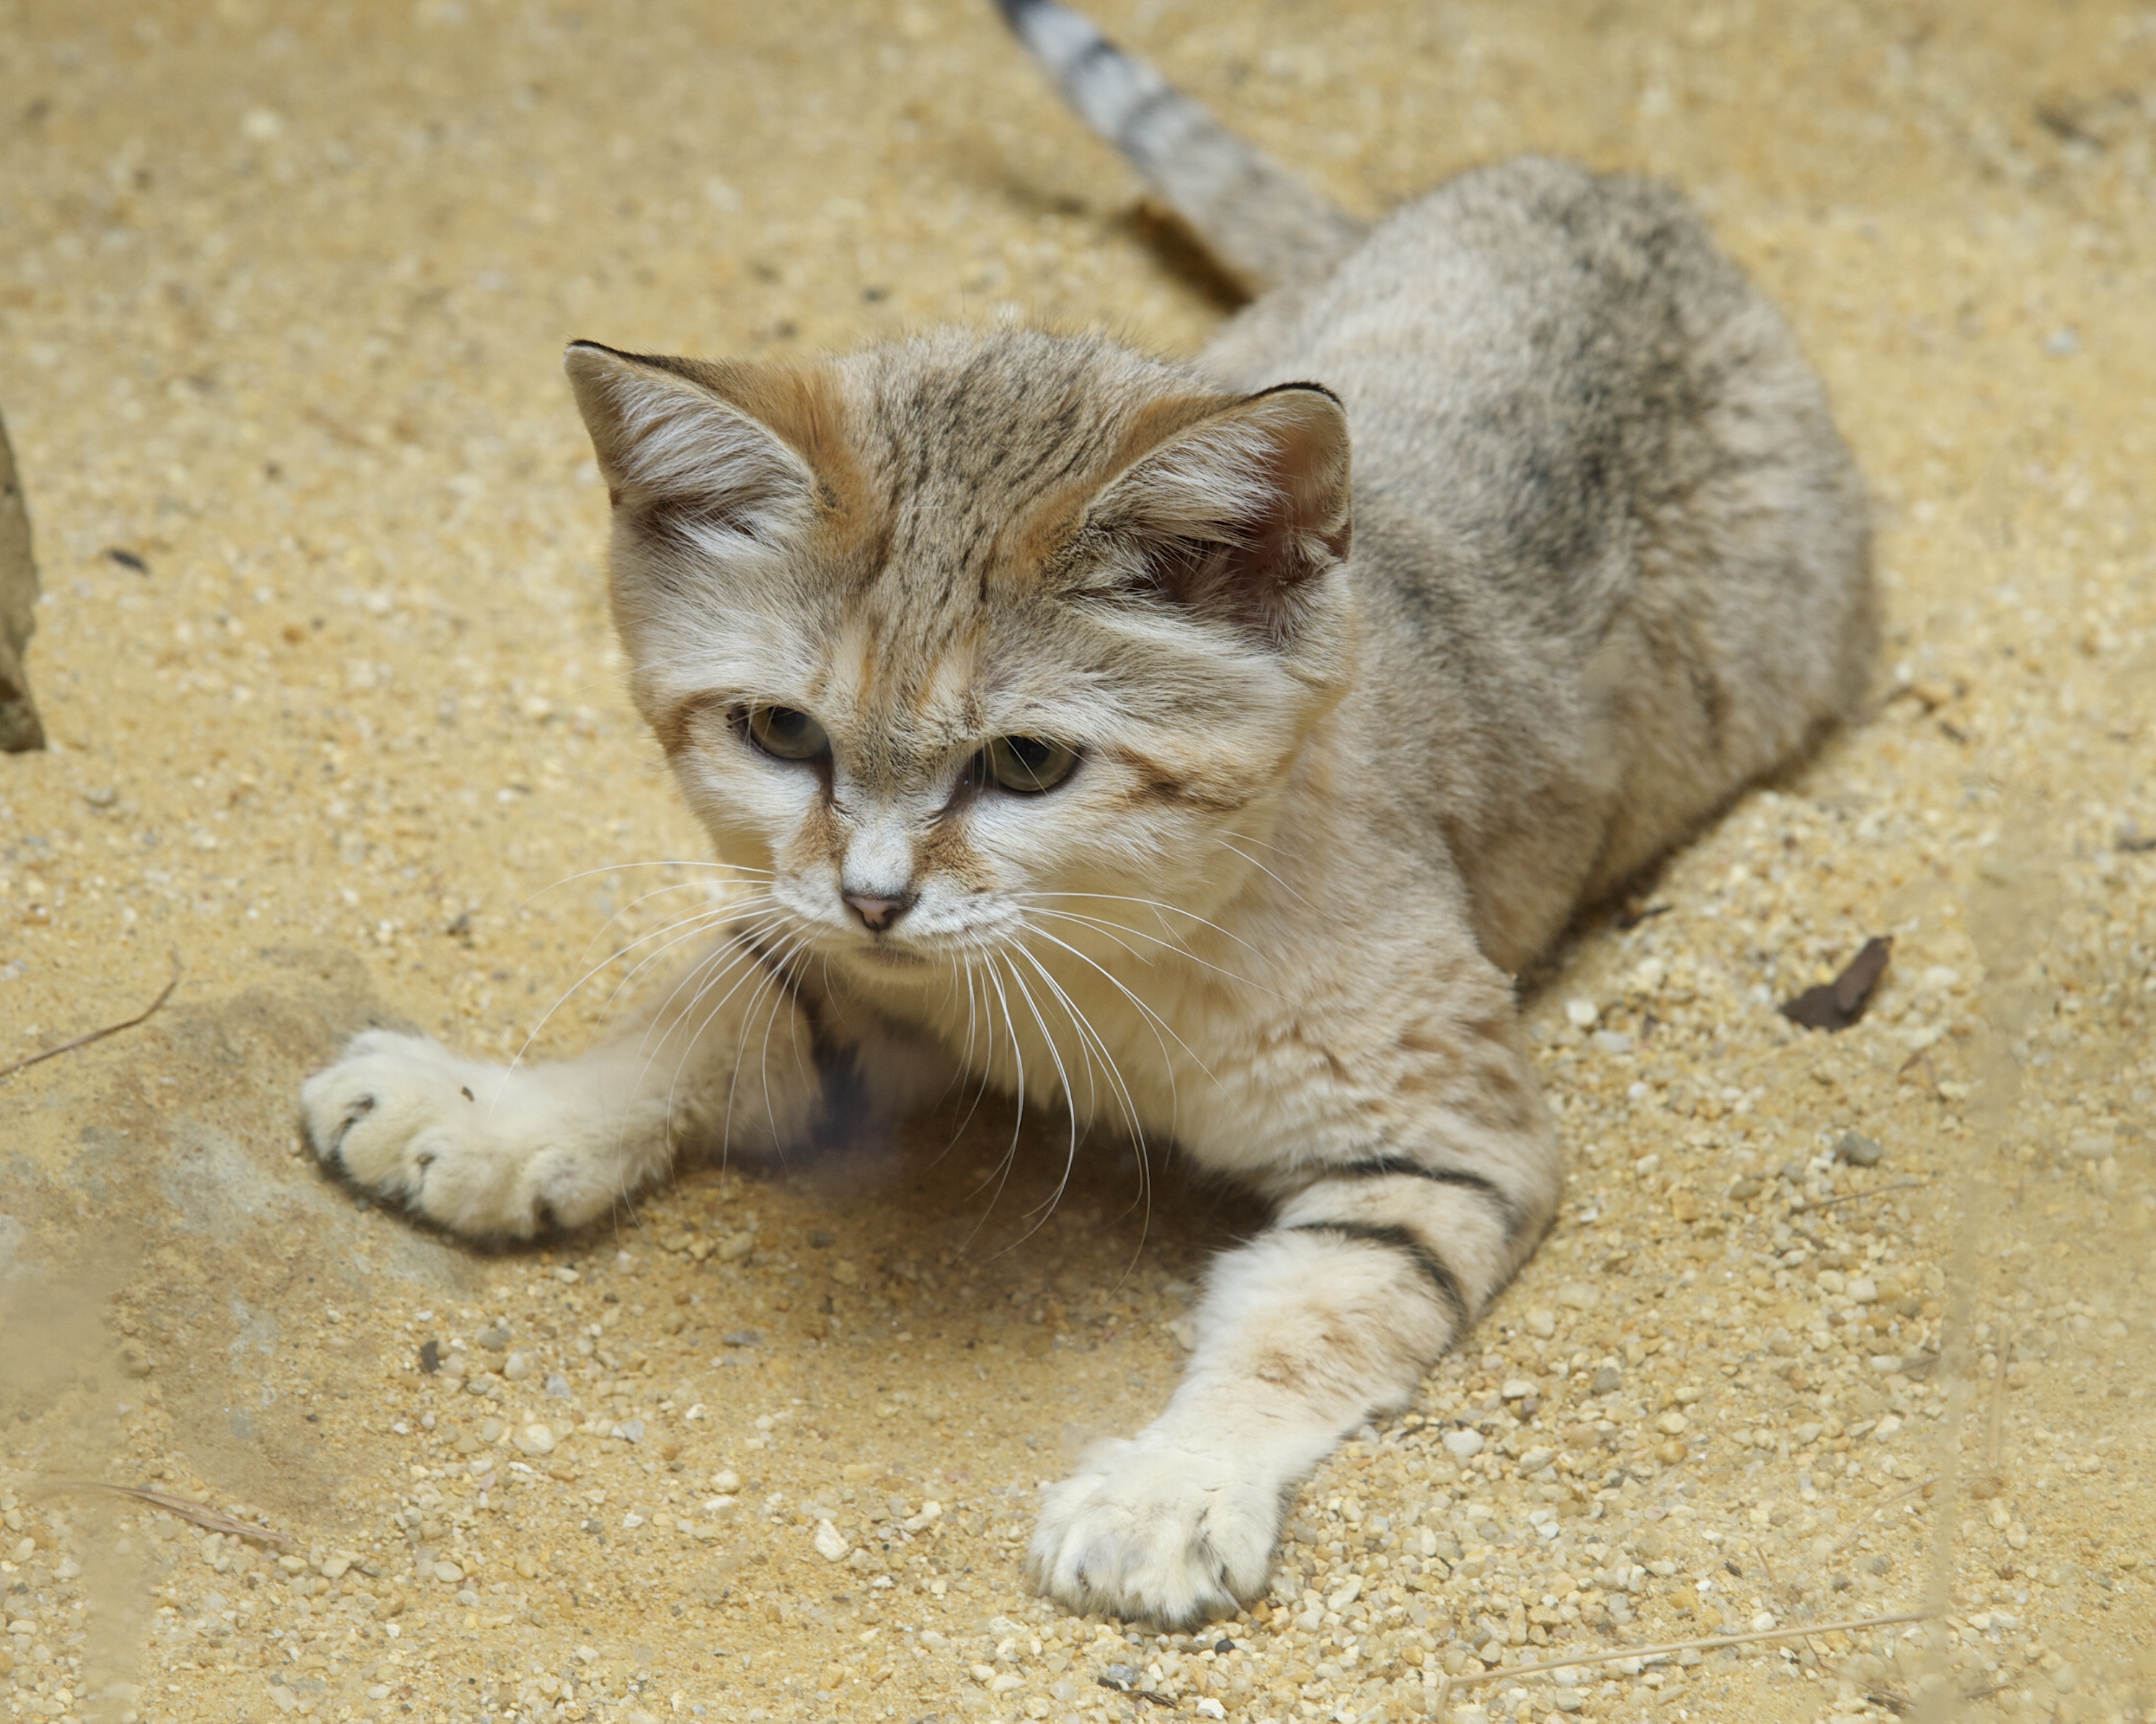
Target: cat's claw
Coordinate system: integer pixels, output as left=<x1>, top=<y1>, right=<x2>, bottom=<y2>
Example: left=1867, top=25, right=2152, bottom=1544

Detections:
left=300, top=1030, right=612, bottom=1239
left=1029, top=1434, right=1277, bottom=1628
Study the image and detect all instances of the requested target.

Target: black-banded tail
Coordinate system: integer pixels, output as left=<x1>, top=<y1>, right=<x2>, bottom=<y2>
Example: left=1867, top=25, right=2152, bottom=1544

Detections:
left=992, top=0, right=1367, bottom=293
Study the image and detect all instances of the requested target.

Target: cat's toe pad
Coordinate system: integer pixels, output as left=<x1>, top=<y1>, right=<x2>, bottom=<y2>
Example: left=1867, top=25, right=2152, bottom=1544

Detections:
left=1029, top=1436, right=1277, bottom=1628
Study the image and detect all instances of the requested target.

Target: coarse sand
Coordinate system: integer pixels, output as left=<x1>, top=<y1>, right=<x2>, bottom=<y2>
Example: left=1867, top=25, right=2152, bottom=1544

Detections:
left=0, top=2, right=2152, bottom=1722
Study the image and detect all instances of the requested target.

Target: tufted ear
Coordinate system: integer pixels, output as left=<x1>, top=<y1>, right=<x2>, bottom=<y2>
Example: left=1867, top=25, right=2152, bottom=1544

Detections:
left=564, top=341, right=820, bottom=556
left=1081, top=382, right=1352, bottom=645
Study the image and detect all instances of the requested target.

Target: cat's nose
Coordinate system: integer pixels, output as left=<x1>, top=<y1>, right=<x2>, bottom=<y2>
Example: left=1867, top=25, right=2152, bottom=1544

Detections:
left=844, top=889, right=915, bottom=932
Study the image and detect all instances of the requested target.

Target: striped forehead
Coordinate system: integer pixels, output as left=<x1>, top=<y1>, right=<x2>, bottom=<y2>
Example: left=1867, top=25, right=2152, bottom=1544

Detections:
left=810, top=596, right=986, bottom=780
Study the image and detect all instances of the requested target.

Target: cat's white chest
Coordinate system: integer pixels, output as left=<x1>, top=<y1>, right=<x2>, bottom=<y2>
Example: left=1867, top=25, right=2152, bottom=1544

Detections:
left=893, top=935, right=1349, bottom=1181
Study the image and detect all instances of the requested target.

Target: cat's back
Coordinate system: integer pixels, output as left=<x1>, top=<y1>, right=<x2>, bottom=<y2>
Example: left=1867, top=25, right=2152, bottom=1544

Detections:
left=1204, top=156, right=1873, bottom=969
left=1202, top=156, right=1829, bottom=592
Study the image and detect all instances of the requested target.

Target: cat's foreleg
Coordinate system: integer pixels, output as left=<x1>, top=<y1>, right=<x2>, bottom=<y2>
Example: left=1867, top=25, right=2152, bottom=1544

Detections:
left=300, top=930, right=871, bottom=1239
left=1029, top=1010, right=1560, bottom=1627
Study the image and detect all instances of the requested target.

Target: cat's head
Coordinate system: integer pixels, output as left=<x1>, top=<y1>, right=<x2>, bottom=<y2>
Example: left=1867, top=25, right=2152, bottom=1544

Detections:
left=567, top=328, right=1354, bottom=981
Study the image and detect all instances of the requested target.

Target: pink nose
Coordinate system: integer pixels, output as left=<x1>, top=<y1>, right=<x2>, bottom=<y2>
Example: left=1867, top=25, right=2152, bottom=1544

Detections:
left=844, top=892, right=912, bottom=932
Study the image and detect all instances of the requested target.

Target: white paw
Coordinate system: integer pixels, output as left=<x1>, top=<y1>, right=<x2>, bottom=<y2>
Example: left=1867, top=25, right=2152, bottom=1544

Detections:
left=300, top=1030, right=614, bottom=1238
left=1028, top=1433, right=1279, bottom=1627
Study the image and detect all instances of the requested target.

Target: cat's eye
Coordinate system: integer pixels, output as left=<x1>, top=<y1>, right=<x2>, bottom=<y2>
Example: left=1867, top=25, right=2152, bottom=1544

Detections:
left=742, top=704, right=829, bottom=762
left=983, top=735, right=1079, bottom=795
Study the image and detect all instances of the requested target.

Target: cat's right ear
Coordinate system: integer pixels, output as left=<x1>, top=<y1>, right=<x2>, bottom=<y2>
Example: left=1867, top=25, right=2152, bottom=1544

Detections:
left=564, top=341, right=818, bottom=551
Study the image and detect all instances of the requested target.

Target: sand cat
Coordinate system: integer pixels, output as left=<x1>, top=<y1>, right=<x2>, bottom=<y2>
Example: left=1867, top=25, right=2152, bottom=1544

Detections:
left=301, top=0, right=1873, bottom=1626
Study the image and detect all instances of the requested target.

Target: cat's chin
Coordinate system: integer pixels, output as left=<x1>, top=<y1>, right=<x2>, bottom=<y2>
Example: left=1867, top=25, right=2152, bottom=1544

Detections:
left=840, top=942, right=934, bottom=971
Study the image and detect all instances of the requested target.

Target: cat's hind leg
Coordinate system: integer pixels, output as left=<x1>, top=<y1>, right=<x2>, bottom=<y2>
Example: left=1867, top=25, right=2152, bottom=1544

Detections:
left=1028, top=976, right=1560, bottom=1626
left=301, top=932, right=829, bottom=1238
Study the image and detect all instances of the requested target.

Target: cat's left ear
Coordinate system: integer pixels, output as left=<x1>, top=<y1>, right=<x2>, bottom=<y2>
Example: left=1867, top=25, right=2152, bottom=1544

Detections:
left=1080, top=383, right=1352, bottom=645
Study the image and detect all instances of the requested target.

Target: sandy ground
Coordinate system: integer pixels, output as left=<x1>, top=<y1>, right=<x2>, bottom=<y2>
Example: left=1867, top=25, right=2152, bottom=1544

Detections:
left=1, top=1, right=2152, bottom=1722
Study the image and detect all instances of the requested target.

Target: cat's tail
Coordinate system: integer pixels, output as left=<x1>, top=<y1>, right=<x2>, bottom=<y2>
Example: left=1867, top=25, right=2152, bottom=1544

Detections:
left=990, top=0, right=1367, bottom=293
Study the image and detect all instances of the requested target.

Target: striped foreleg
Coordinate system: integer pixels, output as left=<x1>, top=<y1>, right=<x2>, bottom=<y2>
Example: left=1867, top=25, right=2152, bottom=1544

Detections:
left=1029, top=1074, right=1559, bottom=1625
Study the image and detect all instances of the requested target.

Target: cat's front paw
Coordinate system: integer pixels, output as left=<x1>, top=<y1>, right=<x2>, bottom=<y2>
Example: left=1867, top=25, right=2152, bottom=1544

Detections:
left=1028, top=1433, right=1278, bottom=1627
left=300, top=1030, right=609, bottom=1238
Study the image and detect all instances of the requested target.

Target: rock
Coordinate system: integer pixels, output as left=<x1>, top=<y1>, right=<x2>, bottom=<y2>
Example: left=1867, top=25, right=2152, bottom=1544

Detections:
left=1835, top=1131, right=1883, bottom=1167
left=0, top=407, right=44, bottom=753
left=501, top=1350, right=533, bottom=1382
left=432, top=1560, right=462, bottom=1584
left=901, top=1500, right=943, bottom=1532
left=1442, top=1429, right=1486, bottom=1461
left=1591, top=1365, right=1623, bottom=1394
left=813, top=1519, right=850, bottom=1562
left=513, top=1423, right=557, bottom=1456
left=1526, top=1309, right=1556, bottom=1339
left=1557, top=1282, right=1600, bottom=1310
left=1563, top=998, right=1599, bottom=1029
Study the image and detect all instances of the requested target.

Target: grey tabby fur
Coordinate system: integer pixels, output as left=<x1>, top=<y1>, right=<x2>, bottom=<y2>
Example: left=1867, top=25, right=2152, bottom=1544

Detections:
left=300, top=0, right=1876, bottom=1628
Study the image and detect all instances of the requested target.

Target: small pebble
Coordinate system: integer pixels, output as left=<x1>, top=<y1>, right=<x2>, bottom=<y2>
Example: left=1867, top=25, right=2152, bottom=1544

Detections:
left=812, top=1520, right=849, bottom=1562
left=1442, top=1429, right=1486, bottom=1461
left=514, top=1423, right=557, bottom=1456
left=1835, top=1131, right=1883, bottom=1167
